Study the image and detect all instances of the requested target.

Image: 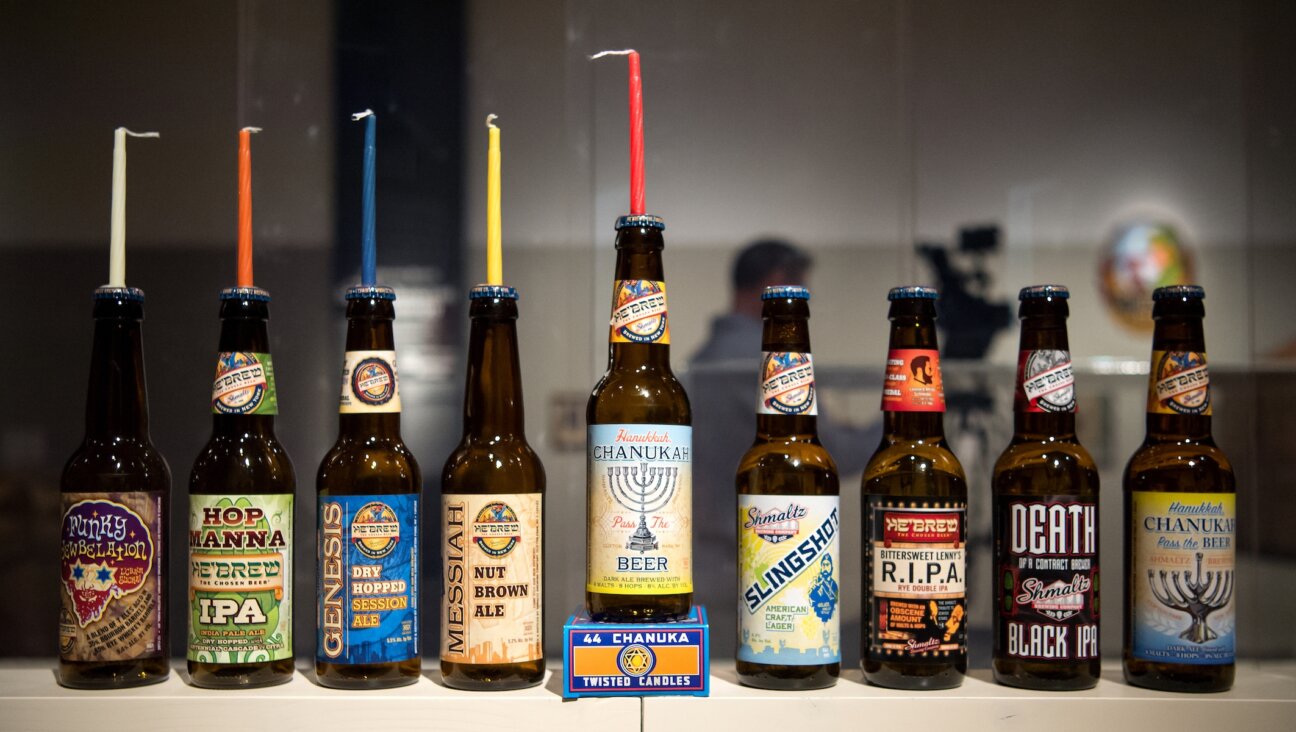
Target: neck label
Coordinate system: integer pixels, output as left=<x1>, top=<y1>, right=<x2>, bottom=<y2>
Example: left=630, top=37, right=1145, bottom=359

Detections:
left=881, top=348, right=945, bottom=412
left=610, top=280, right=670, bottom=344
left=758, top=351, right=817, bottom=415
left=212, top=352, right=278, bottom=415
left=1149, top=350, right=1211, bottom=415
left=339, top=350, right=402, bottom=414
left=1017, top=349, right=1076, bottom=413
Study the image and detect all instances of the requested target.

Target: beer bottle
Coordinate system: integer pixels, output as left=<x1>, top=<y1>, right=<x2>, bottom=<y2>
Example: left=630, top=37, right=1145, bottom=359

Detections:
left=441, top=285, right=545, bottom=690
left=991, top=285, right=1100, bottom=690
left=316, top=286, right=421, bottom=688
left=59, top=287, right=170, bottom=688
left=587, top=216, right=692, bottom=623
left=862, top=286, right=967, bottom=690
left=188, top=286, right=296, bottom=688
left=736, top=286, right=840, bottom=690
left=1124, top=285, right=1235, bottom=692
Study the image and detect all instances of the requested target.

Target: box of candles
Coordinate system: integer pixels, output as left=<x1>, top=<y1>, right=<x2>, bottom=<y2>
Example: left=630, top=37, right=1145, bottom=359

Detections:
left=562, top=605, right=710, bottom=698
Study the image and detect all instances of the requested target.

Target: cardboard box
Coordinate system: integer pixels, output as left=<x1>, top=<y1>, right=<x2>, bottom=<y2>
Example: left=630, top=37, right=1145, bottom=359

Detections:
left=562, top=605, right=710, bottom=698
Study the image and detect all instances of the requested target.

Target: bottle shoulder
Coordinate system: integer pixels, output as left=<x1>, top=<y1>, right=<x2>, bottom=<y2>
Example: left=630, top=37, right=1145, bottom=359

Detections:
left=736, top=439, right=839, bottom=496
left=190, top=432, right=296, bottom=494
left=442, top=436, right=546, bottom=495
left=317, top=436, right=421, bottom=495
left=992, top=437, right=1099, bottom=497
left=862, top=437, right=967, bottom=496
left=588, top=365, right=691, bottom=424
left=61, top=437, right=171, bottom=493
left=1123, top=438, right=1235, bottom=493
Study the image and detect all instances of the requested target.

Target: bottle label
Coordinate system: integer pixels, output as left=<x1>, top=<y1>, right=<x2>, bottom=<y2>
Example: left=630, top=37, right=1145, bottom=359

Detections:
left=1131, top=491, right=1235, bottom=665
left=866, top=498, right=966, bottom=658
left=1148, top=350, right=1211, bottom=416
left=994, top=497, right=1099, bottom=662
left=211, top=352, right=279, bottom=415
left=757, top=351, right=818, bottom=416
left=881, top=348, right=945, bottom=412
left=737, top=495, right=840, bottom=665
left=587, top=424, right=693, bottom=595
left=1016, top=350, right=1076, bottom=413
left=441, top=493, right=543, bottom=664
left=609, top=280, right=671, bottom=344
left=59, top=492, right=164, bottom=662
left=338, top=350, right=402, bottom=414
left=187, top=494, right=293, bottom=663
left=317, top=494, right=418, bottom=664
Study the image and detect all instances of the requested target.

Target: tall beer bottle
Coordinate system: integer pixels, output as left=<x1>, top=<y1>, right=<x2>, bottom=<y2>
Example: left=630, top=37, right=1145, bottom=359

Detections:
left=59, top=286, right=171, bottom=688
left=441, top=285, right=545, bottom=689
left=862, top=286, right=967, bottom=690
left=991, top=285, right=1100, bottom=690
left=1124, top=285, right=1235, bottom=692
left=316, top=286, right=421, bottom=688
left=587, top=216, right=692, bottom=622
left=188, top=286, right=296, bottom=688
left=735, top=286, right=840, bottom=690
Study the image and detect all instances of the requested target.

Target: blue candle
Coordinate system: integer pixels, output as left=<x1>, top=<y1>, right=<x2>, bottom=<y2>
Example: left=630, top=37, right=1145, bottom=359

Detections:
left=353, top=109, right=377, bottom=286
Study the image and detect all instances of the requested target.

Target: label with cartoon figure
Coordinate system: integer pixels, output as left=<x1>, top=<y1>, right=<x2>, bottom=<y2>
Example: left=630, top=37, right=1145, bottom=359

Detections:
left=442, top=493, right=543, bottom=664
left=211, top=352, right=279, bottom=415
left=1016, top=350, right=1076, bottom=413
left=866, top=498, right=966, bottom=659
left=1148, top=350, right=1210, bottom=416
left=59, top=492, right=164, bottom=662
left=738, top=495, right=840, bottom=665
left=757, top=351, right=818, bottom=416
left=318, top=494, right=418, bottom=664
left=609, top=280, right=670, bottom=344
left=881, top=348, right=945, bottom=412
left=188, top=494, right=293, bottom=663
left=339, top=350, right=402, bottom=414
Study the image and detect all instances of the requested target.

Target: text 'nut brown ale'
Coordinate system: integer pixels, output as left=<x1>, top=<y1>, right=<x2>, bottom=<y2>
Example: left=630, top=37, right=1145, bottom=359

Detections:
left=991, top=285, right=1100, bottom=690
left=59, top=287, right=171, bottom=689
left=862, top=286, right=967, bottom=690
left=1123, top=285, right=1236, bottom=692
left=188, top=286, right=296, bottom=688
left=441, top=285, right=546, bottom=690
left=735, top=286, right=841, bottom=690
left=316, top=286, right=421, bottom=689
left=587, top=215, right=693, bottom=622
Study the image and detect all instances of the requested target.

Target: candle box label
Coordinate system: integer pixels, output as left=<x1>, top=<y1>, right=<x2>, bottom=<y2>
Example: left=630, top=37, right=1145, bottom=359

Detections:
left=609, top=280, right=670, bottom=344
left=881, top=348, right=946, bottom=412
left=317, top=493, right=418, bottom=665
left=338, top=350, right=402, bottom=414
left=441, top=492, right=543, bottom=665
left=757, top=351, right=818, bottom=416
left=1148, top=350, right=1211, bottom=416
left=211, top=351, right=279, bottom=415
left=59, top=492, right=164, bottom=662
left=1016, top=349, right=1076, bottom=413
left=737, top=495, right=840, bottom=665
left=563, top=605, right=709, bottom=697
left=187, top=494, right=293, bottom=663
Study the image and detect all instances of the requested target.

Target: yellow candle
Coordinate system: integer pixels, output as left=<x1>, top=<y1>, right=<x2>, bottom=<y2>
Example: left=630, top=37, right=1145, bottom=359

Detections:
left=486, top=114, right=502, bottom=285
left=107, top=127, right=159, bottom=287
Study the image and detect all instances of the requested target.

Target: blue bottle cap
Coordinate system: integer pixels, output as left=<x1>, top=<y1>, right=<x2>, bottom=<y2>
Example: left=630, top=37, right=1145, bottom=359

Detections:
left=346, top=285, right=396, bottom=301
left=1152, top=284, right=1205, bottom=301
left=469, top=284, right=519, bottom=300
left=762, top=285, right=810, bottom=301
left=887, top=285, right=938, bottom=301
left=1018, top=284, right=1070, bottom=300
left=219, top=286, right=272, bottom=302
left=93, top=286, right=145, bottom=303
left=615, top=214, right=666, bottom=231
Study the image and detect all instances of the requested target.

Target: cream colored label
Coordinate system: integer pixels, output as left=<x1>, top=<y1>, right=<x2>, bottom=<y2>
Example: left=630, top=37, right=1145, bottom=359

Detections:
left=441, top=493, right=542, bottom=664
left=339, top=350, right=401, bottom=414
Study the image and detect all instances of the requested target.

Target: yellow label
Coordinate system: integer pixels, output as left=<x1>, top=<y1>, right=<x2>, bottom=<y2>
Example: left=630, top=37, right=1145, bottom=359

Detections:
left=609, top=280, right=670, bottom=344
left=1147, top=350, right=1210, bottom=416
left=441, top=493, right=543, bottom=664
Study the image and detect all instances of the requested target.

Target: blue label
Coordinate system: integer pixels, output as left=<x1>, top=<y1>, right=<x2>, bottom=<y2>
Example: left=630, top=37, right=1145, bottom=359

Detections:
left=317, top=493, right=418, bottom=664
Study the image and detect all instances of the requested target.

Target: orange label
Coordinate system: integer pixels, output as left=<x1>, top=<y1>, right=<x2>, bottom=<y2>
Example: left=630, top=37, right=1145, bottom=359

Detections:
left=609, top=280, right=670, bottom=344
left=1148, top=350, right=1210, bottom=416
left=881, top=348, right=945, bottom=412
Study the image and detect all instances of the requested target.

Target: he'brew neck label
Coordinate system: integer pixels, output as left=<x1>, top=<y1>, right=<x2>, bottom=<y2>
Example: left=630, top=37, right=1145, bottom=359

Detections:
left=995, top=499, right=1099, bottom=662
left=587, top=425, right=692, bottom=595
left=758, top=351, right=817, bottom=416
left=1017, top=350, right=1076, bottom=413
left=339, top=350, right=402, bottom=414
left=610, top=280, right=670, bottom=344
left=211, top=352, right=279, bottom=415
left=1148, top=350, right=1211, bottom=416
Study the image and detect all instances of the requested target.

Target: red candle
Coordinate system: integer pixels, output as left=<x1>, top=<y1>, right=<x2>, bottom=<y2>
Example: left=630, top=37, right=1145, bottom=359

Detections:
left=237, top=127, right=260, bottom=287
left=593, top=49, right=646, bottom=215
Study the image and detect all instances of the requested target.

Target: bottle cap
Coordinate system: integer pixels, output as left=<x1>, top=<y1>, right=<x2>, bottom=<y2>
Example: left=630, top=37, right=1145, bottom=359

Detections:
left=614, top=214, right=666, bottom=231
left=887, top=285, right=938, bottom=301
left=219, top=286, right=271, bottom=302
left=346, top=285, right=396, bottom=301
left=93, top=286, right=145, bottom=303
left=1018, top=284, right=1070, bottom=300
left=469, top=284, right=519, bottom=300
left=762, top=285, right=810, bottom=301
left=1152, top=284, right=1205, bottom=301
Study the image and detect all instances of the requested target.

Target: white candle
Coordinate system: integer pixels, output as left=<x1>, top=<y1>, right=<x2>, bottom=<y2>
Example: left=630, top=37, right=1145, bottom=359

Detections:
left=108, top=128, right=159, bottom=287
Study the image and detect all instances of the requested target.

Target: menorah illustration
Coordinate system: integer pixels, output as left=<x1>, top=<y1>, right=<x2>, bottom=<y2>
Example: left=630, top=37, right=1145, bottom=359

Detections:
left=607, top=463, right=679, bottom=553
left=1148, top=551, right=1233, bottom=645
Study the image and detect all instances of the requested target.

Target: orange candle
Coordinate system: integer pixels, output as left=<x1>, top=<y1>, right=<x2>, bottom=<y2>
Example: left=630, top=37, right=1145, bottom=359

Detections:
left=237, top=127, right=260, bottom=287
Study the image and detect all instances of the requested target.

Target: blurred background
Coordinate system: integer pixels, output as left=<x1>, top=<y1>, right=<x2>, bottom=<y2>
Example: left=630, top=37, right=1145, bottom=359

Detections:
left=1, top=0, right=1292, bottom=667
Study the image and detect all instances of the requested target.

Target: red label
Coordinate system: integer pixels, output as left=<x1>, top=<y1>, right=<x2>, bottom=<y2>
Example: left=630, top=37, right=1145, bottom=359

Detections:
left=882, top=512, right=961, bottom=546
left=880, top=348, right=945, bottom=412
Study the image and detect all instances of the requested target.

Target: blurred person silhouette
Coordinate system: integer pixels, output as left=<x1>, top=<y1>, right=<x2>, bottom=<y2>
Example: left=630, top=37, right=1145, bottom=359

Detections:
left=687, top=238, right=878, bottom=659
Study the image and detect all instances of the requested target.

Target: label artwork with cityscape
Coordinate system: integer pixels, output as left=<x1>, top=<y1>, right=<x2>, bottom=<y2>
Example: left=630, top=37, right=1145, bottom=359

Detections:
left=757, top=351, right=817, bottom=416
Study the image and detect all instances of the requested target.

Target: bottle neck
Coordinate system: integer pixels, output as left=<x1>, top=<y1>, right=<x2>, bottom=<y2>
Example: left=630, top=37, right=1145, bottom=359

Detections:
left=607, top=225, right=674, bottom=372
left=881, top=302, right=945, bottom=439
left=756, top=303, right=818, bottom=440
left=462, top=298, right=526, bottom=439
left=340, top=298, right=401, bottom=437
left=212, top=298, right=276, bottom=437
left=1013, top=309, right=1076, bottom=439
left=84, top=306, right=149, bottom=439
left=1146, top=312, right=1212, bottom=440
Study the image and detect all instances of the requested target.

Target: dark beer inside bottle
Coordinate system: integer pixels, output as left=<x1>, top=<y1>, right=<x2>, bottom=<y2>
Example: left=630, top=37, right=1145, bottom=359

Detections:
left=59, top=288, right=171, bottom=689
left=317, top=287, right=421, bottom=689
left=735, top=288, right=839, bottom=690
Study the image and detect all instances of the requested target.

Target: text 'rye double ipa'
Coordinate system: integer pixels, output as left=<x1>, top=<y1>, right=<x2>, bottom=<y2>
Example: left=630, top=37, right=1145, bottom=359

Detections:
left=59, top=127, right=168, bottom=689
left=1124, top=285, right=1236, bottom=692
left=862, top=286, right=967, bottom=690
left=188, top=128, right=296, bottom=688
left=992, top=285, right=1100, bottom=690
left=316, top=111, right=422, bottom=689
left=586, top=49, right=692, bottom=622
left=441, top=116, right=545, bottom=690
left=735, top=286, right=840, bottom=690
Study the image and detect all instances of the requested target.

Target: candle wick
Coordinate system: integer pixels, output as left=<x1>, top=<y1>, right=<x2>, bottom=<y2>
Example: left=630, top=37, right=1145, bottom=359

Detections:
left=486, top=113, right=498, bottom=129
left=241, top=126, right=263, bottom=134
left=351, top=109, right=375, bottom=121
left=590, top=49, right=636, bottom=60
left=118, top=128, right=161, bottom=139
